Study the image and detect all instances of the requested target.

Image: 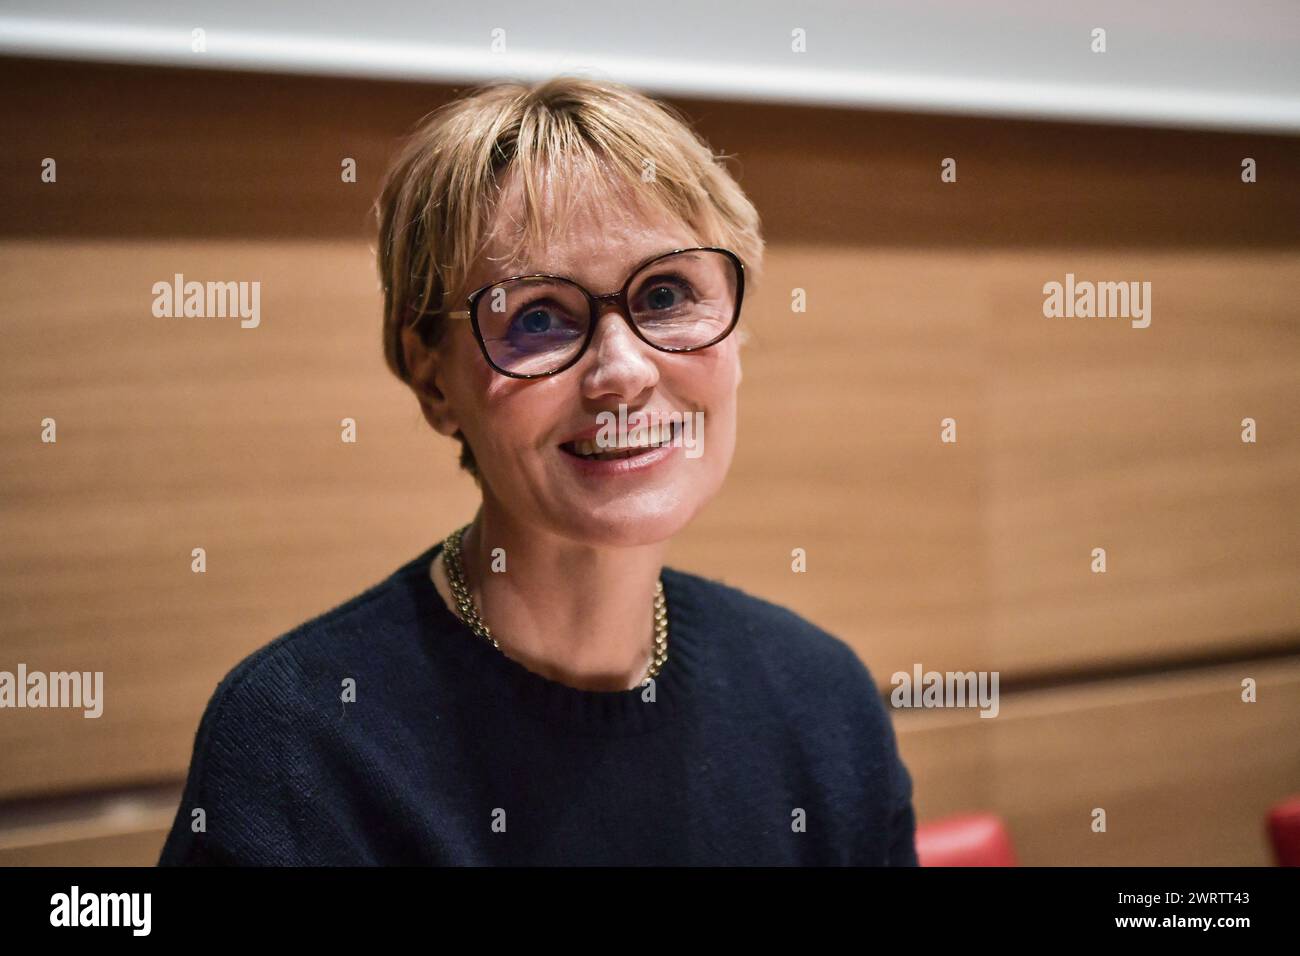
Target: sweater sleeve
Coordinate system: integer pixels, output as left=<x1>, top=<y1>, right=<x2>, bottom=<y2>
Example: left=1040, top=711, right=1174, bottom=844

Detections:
left=156, top=681, right=224, bottom=865
left=877, top=664, right=920, bottom=866
left=157, top=650, right=316, bottom=866
left=841, top=645, right=920, bottom=867
left=885, top=745, right=920, bottom=866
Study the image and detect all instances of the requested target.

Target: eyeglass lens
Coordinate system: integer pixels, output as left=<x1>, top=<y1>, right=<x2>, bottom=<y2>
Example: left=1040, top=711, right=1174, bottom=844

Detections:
left=473, top=250, right=738, bottom=376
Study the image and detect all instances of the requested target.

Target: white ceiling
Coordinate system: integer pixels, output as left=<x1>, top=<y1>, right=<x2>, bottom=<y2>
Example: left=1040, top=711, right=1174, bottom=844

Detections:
left=2, top=0, right=1298, bottom=132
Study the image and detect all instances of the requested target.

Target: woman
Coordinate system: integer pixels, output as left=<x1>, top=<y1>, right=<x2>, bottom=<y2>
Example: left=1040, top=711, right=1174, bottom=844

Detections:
left=158, top=76, right=918, bottom=866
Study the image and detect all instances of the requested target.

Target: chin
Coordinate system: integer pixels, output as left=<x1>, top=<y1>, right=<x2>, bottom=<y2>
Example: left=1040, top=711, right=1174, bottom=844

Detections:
left=554, top=487, right=710, bottom=548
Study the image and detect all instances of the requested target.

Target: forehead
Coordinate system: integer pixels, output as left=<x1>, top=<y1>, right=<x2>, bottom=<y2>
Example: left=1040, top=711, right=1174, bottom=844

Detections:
left=467, top=168, right=701, bottom=291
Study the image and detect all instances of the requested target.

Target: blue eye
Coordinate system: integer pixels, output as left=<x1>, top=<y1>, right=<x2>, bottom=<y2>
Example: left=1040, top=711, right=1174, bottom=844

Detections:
left=646, top=286, right=679, bottom=310
left=635, top=275, right=695, bottom=316
left=519, top=309, right=554, bottom=333
left=502, top=302, right=584, bottom=350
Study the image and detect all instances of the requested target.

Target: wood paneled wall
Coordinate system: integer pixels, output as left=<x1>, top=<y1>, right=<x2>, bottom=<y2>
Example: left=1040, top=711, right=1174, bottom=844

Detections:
left=1, top=57, right=1297, bottom=865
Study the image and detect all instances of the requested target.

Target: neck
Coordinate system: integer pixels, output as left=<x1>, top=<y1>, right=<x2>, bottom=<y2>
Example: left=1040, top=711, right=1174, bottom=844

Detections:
left=455, top=498, right=669, bottom=692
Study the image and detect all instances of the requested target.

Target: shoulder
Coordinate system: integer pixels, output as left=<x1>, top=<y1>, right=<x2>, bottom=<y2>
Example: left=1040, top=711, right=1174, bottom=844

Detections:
left=662, top=565, right=883, bottom=701
left=160, top=548, right=437, bottom=864
left=209, top=546, right=436, bottom=712
left=661, top=566, right=915, bottom=862
left=189, top=547, right=436, bottom=780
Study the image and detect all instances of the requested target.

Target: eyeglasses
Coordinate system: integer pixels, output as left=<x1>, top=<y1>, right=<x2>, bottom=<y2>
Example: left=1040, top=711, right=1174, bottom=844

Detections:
left=435, top=246, right=745, bottom=379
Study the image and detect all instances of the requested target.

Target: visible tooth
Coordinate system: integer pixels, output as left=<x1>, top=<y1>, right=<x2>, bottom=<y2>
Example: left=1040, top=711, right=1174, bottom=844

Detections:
left=567, top=420, right=678, bottom=457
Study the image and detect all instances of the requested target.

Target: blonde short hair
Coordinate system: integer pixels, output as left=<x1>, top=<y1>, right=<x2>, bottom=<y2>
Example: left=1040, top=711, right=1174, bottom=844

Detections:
left=374, top=75, right=765, bottom=478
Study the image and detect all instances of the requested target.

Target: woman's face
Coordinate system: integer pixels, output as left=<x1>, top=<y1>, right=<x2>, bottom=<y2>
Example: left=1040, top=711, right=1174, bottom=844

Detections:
left=412, top=177, right=742, bottom=548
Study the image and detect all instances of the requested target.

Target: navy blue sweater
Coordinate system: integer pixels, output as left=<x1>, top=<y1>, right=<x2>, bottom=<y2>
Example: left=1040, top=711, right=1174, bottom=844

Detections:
left=158, top=541, right=918, bottom=866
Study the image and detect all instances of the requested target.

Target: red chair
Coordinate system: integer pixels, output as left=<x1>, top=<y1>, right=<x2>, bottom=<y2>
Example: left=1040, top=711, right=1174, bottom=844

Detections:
left=1266, top=794, right=1300, bottom=866
left=916, top=812, right=1018, bottom=866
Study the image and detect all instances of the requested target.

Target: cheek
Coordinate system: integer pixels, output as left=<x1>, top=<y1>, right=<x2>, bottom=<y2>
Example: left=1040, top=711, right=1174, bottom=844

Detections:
left=444, top=339, right=507, bottom=453
left=699, top=343, right=742, bottom=409
left=681, top=348, right=741, bottom=464
left=475, top=377, right=570, bottom=463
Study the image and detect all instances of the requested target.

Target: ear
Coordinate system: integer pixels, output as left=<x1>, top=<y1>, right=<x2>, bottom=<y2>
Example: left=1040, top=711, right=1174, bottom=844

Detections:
left=401, top=322, right=462, bottom=439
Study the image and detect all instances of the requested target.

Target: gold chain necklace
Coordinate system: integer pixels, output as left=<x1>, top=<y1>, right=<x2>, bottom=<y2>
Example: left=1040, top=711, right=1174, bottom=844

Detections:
left=440, top=523, right=668, bottom=685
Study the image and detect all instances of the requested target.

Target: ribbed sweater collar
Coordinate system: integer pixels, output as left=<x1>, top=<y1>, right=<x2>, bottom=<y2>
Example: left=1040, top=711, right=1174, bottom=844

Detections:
left=396, top=540, right=704, bottom=737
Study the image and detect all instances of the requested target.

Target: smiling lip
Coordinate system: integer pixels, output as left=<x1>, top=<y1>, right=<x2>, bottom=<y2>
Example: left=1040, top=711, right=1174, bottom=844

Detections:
left=558, top=420, right=684, bottom=478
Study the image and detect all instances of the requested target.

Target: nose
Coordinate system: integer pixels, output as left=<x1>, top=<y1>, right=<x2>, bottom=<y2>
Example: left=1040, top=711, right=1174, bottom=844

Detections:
left=579, top=302, right=660, bottom=399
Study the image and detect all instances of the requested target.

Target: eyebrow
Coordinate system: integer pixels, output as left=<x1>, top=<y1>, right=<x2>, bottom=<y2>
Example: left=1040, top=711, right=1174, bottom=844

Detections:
left=490, top=247, right=698, bottom=287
